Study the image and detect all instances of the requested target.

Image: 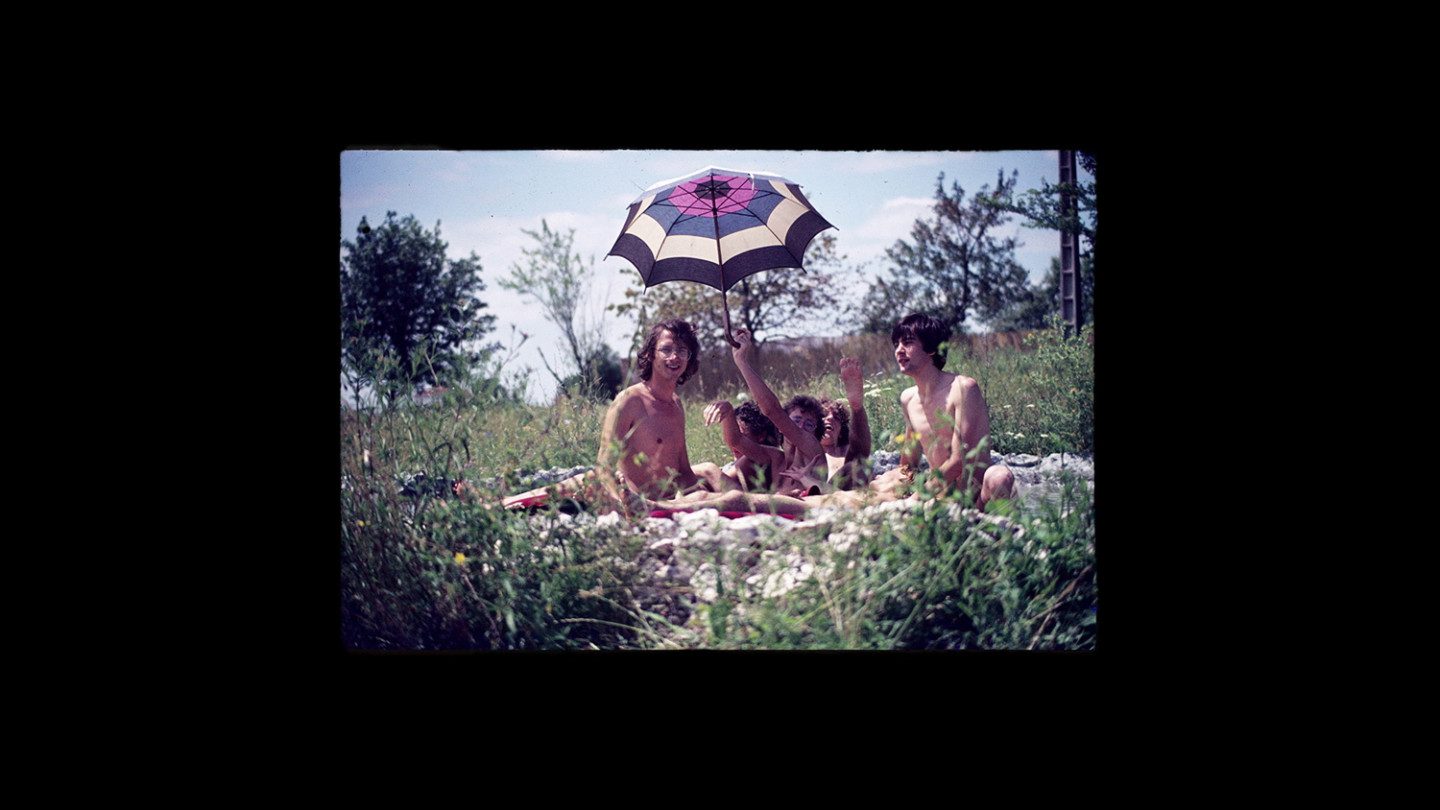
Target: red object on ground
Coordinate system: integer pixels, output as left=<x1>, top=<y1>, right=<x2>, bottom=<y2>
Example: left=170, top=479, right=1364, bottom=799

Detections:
left=503, top=491, right=550, bottom=510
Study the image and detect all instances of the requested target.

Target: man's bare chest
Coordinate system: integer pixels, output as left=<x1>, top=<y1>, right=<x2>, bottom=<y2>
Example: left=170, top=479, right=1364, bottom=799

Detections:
left=627, top=403, right=685, bottom=451
left=907, top=394, right=952, bottom=437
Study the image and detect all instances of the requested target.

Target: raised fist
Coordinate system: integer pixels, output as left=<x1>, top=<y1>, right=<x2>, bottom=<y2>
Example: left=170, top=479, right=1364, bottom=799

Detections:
left=731, top=328, right=754, bottom=362
left=839, top=356, right=862, bottom=392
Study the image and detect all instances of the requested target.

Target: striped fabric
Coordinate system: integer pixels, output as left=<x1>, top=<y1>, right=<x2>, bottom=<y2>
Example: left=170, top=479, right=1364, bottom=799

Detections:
left=607, top=166, right=835, bottom=293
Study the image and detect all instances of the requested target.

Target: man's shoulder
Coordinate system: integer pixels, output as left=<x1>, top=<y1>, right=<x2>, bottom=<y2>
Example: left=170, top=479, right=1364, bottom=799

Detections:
left=899, top=384, right=919, bottom=402
left=611, top=383, right=648, bottom=409
left=948, top=373, right=979, bottom=395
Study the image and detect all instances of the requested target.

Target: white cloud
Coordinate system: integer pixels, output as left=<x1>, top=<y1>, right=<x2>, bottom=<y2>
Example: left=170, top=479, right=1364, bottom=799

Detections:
left=630, top=152, right=779, bottom=182
left=538, top=150, right=607, bottom=163
left=340, top=183, right=399, bottom=212
left=843, top=151, right=960, bottom=174
left=432, top=154, right=494, bottom=184
left=854, top=197, right=933, bottom=242
left=826, top=196, right=935, bottom=273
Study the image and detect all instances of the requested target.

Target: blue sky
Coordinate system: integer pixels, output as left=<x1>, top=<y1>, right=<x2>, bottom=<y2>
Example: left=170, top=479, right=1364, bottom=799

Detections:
left=341, top=149, right=1091, bottom=403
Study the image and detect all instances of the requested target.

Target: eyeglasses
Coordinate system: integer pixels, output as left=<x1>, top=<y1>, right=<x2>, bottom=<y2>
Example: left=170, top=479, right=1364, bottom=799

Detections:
left=790, top=414, right=817, bottom=432
left=656, top=346, right=690, bottom=359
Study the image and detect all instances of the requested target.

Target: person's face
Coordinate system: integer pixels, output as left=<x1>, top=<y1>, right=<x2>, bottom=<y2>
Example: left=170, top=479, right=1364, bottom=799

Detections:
left=894, top=337, right=925, bottom=372
left=654, top=330, right=690, bottom=381
left=821, top=408, right=840, bottom=448
left=788, top=407, right=818, bottom=439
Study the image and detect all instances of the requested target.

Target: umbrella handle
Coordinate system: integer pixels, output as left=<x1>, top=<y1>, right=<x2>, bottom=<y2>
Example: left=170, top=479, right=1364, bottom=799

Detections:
left=721, top=290, right=740, bottom=348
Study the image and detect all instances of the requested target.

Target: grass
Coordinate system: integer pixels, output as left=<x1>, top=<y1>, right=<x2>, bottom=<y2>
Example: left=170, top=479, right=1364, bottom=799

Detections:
left=340, top=323, right=1095, bottom=650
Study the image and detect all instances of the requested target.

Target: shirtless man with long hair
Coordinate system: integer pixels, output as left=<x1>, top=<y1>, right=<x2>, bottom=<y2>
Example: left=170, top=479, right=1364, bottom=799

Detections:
left=467, top=319, right=811, bottom=516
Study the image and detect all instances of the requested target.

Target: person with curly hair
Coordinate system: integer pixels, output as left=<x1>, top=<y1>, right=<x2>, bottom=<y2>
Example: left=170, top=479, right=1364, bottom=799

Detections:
left=702, top=400, right=786, bottom=493
left=725, top=327, right=834, bottom=498
left=818, top=356, right=873, bottom=490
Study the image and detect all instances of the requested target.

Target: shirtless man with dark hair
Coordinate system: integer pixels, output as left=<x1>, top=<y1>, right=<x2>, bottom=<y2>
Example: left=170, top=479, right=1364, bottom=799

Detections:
left=881, top=313, right=1016, bottom=509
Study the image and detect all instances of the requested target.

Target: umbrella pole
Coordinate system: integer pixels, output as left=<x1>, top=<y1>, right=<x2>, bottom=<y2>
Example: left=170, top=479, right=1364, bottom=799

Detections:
left=721, top=290, right=739, bottom=348
left=709, top=176, right=741, bottom=348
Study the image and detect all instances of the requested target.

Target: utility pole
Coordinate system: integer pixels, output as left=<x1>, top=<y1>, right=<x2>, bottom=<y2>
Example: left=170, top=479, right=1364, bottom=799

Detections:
left=1059, top=150, right=1082, bottom=335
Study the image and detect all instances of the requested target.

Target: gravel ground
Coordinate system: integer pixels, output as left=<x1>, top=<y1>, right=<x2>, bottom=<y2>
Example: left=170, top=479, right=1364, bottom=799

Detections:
left=388, top=451, right=1093, bottom=511
left=501, top=451, right=1092, bottom=508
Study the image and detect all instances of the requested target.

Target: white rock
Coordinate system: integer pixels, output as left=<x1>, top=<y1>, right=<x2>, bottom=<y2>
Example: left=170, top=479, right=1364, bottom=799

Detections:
left=675, top=509, right=722, bottom=531
left=691, top=563, right=721, bottom=603
left=728, top=514, right=788, bottom=532
left=1038, top=454, right=1094, bottom=478
left=826, top=524, right=862, bottom=554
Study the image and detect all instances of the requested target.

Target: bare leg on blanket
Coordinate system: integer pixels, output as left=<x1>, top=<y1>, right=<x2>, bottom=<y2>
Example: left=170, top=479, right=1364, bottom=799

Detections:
left=689, top=461, right=742, bottom=493
left=796, top=467, right=922, bottom=510
left=651, top=489, right=812, bottom=515
left=457, top=468, right=788, bottom=515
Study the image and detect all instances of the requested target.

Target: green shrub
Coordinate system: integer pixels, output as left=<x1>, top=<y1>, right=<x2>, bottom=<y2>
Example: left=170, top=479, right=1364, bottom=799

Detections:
left=967, top=318, right=1094, bottom=456
left=685, top=476, right=1094, bottom=650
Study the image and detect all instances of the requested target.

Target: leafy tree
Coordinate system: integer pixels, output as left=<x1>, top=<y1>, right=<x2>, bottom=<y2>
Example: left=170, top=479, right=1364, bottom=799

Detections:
left=609, top=231, right=847, bottom=359
left=991, top=152, right=1097, bottom=253
left=341, top=211, right=496, bottom=401
left=498, top=220, right=615, bottom=400
left=986, top=255, right=1094, bottom=333
left=857, top=170, right=1031, bottom=336
left=560, top=344, right=624, bottom=401
left=984, top=151, right=1097, bottom=323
